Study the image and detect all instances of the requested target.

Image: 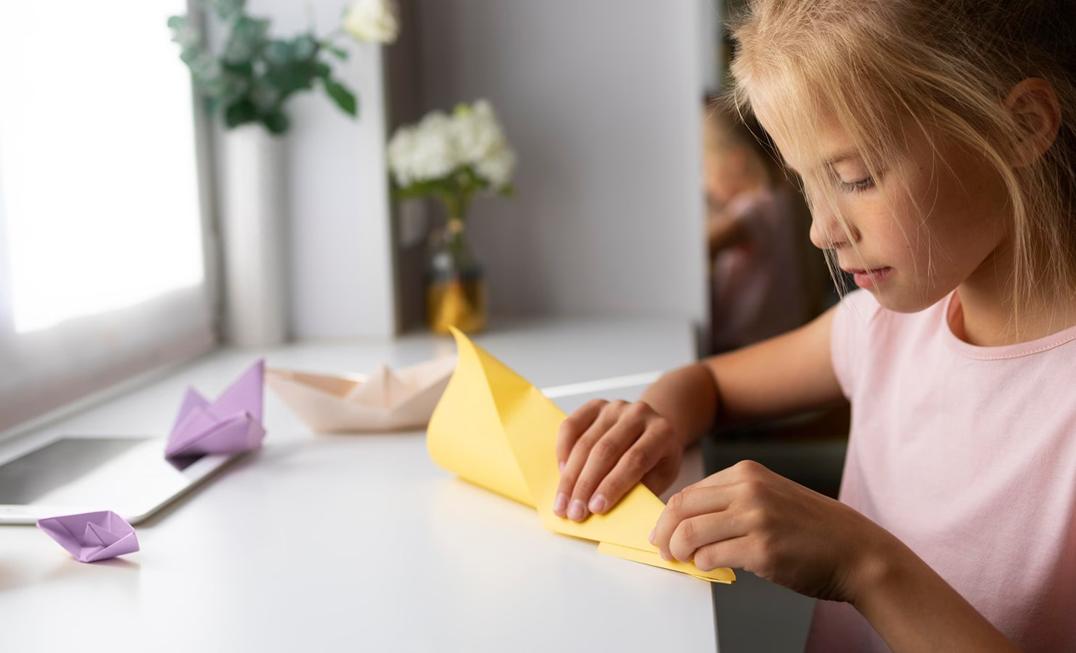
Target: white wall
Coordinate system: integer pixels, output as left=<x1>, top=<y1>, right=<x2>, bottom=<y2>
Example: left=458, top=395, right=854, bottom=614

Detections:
left=394, top=0, right=710, bottom=326
left=235, top=0, right=397, bottom=340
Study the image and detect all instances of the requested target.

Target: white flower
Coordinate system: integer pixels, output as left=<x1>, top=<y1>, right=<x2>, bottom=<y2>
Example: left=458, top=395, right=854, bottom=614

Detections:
left=388, top=111, right=459, bottom=185
left=450, top=100, right=515, bottom=189
left=475, top=144, right=516, bottom=189
left=388, top=99, right=516, bottom=190
left=344, top=0, right=400, bottom=44
left=387, top=127, right=419, bottom=185
left=450, top=101, right=500, bottom=166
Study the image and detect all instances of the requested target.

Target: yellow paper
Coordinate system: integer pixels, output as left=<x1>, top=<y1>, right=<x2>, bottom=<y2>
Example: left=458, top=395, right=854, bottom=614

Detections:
left=427, top=327, right=735, bottom=585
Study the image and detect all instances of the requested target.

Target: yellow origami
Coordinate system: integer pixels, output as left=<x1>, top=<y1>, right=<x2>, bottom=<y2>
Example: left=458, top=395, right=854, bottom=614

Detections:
left=427, top=327, right=735, bottom=584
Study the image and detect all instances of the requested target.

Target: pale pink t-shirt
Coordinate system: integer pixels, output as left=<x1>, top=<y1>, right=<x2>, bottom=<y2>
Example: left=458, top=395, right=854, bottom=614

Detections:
left=807, top=288, right=1076, bottom=652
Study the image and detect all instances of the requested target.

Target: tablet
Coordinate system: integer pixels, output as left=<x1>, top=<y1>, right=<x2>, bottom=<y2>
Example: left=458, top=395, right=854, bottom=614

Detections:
left=0, top=435, right=240, bottom=525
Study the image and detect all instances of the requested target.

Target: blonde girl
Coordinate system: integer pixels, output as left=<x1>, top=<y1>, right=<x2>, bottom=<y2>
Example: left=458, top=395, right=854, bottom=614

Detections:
left=553, top=1, right=1076, bottom=650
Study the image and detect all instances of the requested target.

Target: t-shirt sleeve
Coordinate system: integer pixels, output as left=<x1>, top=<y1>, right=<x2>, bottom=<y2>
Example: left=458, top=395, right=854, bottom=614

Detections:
left=830, top=289, right=882, bottom=398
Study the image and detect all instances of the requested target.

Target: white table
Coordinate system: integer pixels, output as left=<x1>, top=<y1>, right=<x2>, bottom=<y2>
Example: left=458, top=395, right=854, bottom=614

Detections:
left=0, top=318, right=721, bottom=652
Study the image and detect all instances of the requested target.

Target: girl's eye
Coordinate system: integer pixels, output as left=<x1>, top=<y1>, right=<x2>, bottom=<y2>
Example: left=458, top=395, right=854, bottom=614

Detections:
left=837, top=176, right=875, bottom=193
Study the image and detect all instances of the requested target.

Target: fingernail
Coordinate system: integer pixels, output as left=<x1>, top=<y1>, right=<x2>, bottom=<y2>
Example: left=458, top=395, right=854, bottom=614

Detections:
left=568, top=499, right=587, bottom=521
left=660, top=550, right=671, bottom=562
left=558, top=460, right=566, bottom=472
left=648, top=528, right=655, bottom=544
left=554, top=492, right=568, bottom=515
left=588, top=494, right=607, bottom=514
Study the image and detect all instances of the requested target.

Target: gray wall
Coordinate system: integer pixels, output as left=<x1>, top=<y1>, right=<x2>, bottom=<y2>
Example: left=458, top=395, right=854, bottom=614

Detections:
left=391, top=0, right=711, bottom=329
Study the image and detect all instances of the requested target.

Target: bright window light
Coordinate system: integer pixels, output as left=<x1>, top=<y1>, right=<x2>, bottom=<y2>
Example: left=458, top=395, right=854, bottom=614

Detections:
left=0, top=1, right=204, bottom=334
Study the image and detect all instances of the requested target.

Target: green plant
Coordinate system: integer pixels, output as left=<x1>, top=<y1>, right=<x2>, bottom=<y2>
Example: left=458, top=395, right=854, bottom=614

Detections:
left=168, top=0, right=358, bottom=135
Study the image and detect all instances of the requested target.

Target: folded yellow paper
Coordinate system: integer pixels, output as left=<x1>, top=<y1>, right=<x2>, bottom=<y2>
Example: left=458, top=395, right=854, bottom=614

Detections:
left=427, top=327, right=735, bottom=584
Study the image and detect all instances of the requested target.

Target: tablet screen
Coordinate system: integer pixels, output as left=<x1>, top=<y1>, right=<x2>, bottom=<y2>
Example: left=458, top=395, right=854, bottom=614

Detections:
left=0, top=436, right=222, bottom=523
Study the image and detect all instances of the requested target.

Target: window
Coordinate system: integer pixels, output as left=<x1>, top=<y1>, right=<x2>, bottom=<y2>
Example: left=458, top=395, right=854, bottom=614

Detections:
left=0, top=1, right=217, bottom=434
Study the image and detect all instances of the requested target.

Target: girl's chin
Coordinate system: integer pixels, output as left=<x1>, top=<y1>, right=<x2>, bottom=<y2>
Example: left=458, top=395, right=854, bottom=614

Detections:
left=865, top=284, right=949, bottom=314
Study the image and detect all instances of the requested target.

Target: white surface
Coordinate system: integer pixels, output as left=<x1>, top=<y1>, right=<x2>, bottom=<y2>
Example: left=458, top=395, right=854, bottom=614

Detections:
left=0, top=318, right=720, bottom=652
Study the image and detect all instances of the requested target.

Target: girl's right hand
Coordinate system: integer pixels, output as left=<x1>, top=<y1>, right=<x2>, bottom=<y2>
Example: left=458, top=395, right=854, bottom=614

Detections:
left=554, top=398, right=684, bottom=522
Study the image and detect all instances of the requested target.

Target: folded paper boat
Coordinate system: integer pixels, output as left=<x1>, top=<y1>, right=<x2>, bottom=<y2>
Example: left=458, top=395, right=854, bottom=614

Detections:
left=37, top=510, right=139, bottom=563
left=427, top=328, right=735, bottom=584
left=165, top=359, right=266, bottom=458
left=266, top=357, right=456, bottom=432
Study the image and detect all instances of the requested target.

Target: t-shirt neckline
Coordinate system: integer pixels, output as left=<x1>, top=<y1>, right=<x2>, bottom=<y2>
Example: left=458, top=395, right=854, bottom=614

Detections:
left=943, top=290, right=1076, bottom=360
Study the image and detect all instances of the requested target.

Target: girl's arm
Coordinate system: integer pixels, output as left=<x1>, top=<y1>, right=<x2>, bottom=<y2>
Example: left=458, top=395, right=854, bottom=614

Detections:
left=854, top=541, right=1019, bottom=652
left=554, top=304, right=844, bottom=521
left=649, top=457, right=1017, bottom=652
left=646, top=303, right=845, bottom=449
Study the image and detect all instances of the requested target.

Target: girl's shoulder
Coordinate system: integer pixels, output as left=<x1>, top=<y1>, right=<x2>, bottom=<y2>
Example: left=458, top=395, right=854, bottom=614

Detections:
left=831, top=288, right=893, bottom=353
left=833, top=288, right=884, bottom=326
left=830, top=288, right=936, bottom=397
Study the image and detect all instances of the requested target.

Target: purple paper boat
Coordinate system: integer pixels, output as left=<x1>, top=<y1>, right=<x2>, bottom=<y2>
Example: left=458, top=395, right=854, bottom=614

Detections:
left=165, top=359, right=267, bottom=458
left=37, top=511, right=139, bottom=563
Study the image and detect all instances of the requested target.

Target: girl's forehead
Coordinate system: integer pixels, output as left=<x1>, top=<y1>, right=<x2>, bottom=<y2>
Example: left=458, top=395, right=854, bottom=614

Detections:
left=753, top=101, right=861, bottom=176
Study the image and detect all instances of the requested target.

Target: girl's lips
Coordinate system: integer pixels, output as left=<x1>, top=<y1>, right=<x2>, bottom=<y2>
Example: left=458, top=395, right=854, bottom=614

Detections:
left=849, top=266, right=893, bottom=289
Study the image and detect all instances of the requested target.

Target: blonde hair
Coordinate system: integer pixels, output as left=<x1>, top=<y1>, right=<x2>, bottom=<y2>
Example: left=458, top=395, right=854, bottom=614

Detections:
left=728, top=0, right=1076, bottom=329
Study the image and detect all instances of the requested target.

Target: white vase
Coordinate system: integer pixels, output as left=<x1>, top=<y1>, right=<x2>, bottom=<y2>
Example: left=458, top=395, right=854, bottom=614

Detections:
left=219, top=123, right=289, bottom=348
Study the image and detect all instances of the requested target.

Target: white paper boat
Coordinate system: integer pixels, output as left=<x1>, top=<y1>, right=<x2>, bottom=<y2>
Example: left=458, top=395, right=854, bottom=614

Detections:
left=267, top=357, right=457, bottom=432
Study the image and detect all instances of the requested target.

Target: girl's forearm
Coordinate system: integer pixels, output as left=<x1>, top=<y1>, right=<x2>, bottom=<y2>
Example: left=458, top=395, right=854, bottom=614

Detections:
left=639, top=363, right=722, bottom=449
left=852, top=538, right=1018, bottom=652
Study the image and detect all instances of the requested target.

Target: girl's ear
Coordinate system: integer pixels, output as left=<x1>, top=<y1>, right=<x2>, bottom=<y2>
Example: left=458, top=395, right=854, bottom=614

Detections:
left=1004, top=78, right=1062, bottom=167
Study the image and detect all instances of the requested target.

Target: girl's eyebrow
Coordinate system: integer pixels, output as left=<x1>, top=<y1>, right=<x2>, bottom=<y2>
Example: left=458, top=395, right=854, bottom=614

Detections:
left=826, top=152, right=860, bottom=166
left=787, top=150, right=861, bottom=175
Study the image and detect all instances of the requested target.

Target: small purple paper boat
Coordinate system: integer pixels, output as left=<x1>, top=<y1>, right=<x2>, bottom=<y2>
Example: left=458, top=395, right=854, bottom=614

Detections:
left=37, top=510, right=139, bottom=563
left=165, top=359, right=266, bottom=458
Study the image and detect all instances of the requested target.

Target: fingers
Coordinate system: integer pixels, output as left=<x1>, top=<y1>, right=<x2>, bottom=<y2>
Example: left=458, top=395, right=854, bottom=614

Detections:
left=691, top=536, right=753, bottom=572
left=567, top=415, right=648, bottom=518
left=556, top=399, right=605, bottom=467
left=666, top=510, right=751, bottom=562
left=555, top=400, right=682, bottom=523
left=588, top=426, right=673, bottom=515
left=554, top=402, right=621, bottom=518
left=651, top=483, right=737, bottom=561
left=690, top=459, right=773, bottom=490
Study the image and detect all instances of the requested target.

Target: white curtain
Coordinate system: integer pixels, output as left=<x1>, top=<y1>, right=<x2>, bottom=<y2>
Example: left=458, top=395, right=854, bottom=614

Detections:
left=0, top=1, right=217, bottom=433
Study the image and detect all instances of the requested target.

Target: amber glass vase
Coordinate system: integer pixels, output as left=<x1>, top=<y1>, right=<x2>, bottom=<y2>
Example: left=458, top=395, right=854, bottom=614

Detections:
left=426, top=217, right=487, bottom=333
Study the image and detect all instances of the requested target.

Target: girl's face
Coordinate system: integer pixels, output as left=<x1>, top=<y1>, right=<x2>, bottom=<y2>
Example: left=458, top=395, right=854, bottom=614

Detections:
left=763, top=109, right=1012, bottom=313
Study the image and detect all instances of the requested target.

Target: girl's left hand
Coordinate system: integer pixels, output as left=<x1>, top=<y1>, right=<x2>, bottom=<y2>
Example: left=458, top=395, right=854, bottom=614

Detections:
left=651, top=460, right=900, bottom=603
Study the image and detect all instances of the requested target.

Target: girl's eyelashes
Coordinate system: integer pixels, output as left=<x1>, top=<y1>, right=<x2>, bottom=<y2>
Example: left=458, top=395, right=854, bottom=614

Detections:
left=825, top=160, right=883, bottom=194
left=837, top=176, right=876, bottom=193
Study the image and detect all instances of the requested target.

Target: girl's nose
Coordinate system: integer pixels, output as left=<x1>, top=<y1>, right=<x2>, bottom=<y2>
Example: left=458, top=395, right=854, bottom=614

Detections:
left=809, top=210, right=858, bottom=251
